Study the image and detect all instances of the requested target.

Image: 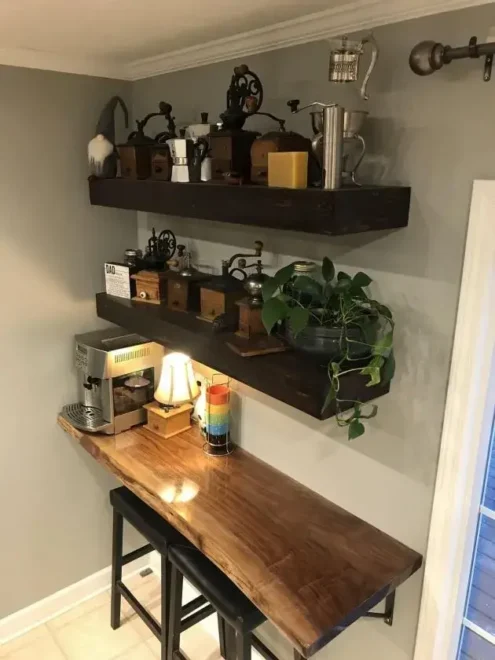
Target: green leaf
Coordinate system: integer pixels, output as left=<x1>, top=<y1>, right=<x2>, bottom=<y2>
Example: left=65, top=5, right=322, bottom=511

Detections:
left=261, top=298, right=288, bottom=335
left=381, top=351, right=396, bottom=384
left=322, top=257, right=335, bottom=283
left=337, top=271, right=351, bottom=281
left=348, top=420, right=365, bottom=440
left=288, top=306, right=310, bottom=336
left=334, top=278, right=352, bottom=294
left=352, top=271, right=373, bottom=289
left=292, top=276, right=322, bottom=298
left=372, top=331, right=394, bottom=357
left=262, top=277, right=279, bottom=302
left=361, top=355, right=384, bottom=387
left=374, top=302, right=393, bottom=320
left=273, top=264, right=295, bottom=286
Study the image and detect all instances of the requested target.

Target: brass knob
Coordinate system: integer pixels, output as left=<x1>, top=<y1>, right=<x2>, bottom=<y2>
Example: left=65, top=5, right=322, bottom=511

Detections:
left=139, top=291, right=148, bottom=299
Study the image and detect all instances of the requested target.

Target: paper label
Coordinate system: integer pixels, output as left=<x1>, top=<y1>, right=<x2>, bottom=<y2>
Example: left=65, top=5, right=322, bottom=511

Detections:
left=105, top=263, right=131, bottom=299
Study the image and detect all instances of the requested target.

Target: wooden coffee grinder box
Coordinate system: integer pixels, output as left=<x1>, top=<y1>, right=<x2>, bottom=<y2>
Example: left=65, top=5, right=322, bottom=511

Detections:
left=131, top=270, right=168, bottom=304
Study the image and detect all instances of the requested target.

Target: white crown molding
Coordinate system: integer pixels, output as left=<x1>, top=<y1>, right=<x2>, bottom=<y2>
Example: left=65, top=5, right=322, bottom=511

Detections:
left=0, top=47, right=127, bottom=80
left=126, top=0, right=493, bottom=80
left=0, top=0, right=491, bottom=80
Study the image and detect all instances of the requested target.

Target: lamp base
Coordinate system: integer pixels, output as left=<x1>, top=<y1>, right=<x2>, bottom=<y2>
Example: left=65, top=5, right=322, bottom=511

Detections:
left=144, top=401, right=193, bottom=439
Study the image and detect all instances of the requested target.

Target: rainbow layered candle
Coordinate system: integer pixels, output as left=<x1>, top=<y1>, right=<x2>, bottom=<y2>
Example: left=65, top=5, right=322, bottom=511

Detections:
left=205, top=384, right=230, bottom=447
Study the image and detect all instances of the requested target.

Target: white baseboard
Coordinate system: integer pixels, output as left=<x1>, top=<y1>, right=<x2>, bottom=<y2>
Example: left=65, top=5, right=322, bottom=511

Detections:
left=0, top=555, right=149, bottom=645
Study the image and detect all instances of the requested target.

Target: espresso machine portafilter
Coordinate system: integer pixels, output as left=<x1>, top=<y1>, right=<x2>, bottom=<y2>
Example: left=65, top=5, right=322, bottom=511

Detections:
left=287, top=100, right=344, bottom=190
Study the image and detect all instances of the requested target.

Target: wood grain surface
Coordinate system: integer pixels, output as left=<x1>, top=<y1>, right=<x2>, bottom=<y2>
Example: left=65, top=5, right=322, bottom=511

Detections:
left=58, top=417, right=421, bottom=657
left=88, top=178, right=411, bottom=237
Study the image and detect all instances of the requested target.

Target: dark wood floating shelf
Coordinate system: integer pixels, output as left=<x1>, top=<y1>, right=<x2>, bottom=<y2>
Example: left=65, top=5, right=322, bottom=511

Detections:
left=96, top=293, right=390, bottom=421
left=89, top=178, right=411, bottom=236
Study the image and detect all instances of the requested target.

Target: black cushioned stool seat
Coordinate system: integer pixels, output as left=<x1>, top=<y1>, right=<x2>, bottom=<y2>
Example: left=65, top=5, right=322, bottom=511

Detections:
left=109, top=487, right=213, bottom=660
left=167, top=545, right=280, bottom=660
left=110, top=487, right=187, bottom=552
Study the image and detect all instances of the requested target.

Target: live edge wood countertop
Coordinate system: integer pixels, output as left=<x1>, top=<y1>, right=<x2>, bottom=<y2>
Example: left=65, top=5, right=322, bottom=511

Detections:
left=58, top=417, right=422, bottom=658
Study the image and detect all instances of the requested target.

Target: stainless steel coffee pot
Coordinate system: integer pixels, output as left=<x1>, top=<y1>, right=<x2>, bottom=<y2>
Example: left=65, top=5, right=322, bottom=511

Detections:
left=328, top=35, right=379, bottom=101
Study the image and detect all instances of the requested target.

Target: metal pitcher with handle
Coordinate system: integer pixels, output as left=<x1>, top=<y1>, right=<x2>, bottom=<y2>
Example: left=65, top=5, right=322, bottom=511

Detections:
left=328, top=34, right=379, bottom=100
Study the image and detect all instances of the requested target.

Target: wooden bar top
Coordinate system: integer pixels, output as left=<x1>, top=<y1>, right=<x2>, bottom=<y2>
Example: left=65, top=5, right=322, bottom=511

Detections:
left=58, top=417, right=422, bottom=657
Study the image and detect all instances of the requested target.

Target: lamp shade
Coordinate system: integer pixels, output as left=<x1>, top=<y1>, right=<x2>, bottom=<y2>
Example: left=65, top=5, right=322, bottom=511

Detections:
left=154, top=352, right=199, bottom=407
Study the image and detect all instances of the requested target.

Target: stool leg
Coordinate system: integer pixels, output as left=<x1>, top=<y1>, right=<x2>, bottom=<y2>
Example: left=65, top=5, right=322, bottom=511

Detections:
left=167, top=564, right=183, bottom=660
left=110, top=509, right=123, bottom=630
left=161, top=554, right=172, bottom=660
left=218, top=616, right=227, bottom=658
left=225, top=623, right=237, bottom=660
left=235, top=631, right=252, bottom=660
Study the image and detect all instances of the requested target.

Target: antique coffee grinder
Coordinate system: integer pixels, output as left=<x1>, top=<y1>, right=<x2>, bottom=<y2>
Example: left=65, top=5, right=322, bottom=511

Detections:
left=310, top=108, right=368, bottom=186
left=165, top=250, right=211, bottom=313
left=226, top=260, right=288, bottom=357
left=131, top=228, right=177, bottom=304
left=328, top=35, right=379, bottom=100
left=199, top=241, right=263, bottom=323
left=210, top=65, right=261, bottom=182
left=210, top=65, right=269, bottom=182
left=118, top=102, right=176, bottom=179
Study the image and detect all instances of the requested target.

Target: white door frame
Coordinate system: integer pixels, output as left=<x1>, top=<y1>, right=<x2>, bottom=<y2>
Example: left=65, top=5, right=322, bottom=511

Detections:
left=414, top=180, right=495, bottom=659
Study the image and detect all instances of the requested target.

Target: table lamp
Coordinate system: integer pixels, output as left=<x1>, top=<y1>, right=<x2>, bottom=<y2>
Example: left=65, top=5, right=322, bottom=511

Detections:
left=144, top=352, right=199, bottom=439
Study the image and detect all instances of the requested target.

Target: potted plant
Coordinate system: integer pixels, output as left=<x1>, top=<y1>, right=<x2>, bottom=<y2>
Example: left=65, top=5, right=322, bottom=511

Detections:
left=261, top=258, right=395, bottom=440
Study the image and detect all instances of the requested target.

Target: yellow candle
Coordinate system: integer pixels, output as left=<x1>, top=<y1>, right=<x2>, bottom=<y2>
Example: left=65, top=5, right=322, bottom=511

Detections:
left=268, top=151, right=308, bottom=189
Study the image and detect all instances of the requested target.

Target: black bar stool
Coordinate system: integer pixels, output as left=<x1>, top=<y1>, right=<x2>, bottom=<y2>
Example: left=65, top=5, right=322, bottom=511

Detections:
left=167, top=544, right=298, bottom=660
left=109, top=487, right=217, bottom=659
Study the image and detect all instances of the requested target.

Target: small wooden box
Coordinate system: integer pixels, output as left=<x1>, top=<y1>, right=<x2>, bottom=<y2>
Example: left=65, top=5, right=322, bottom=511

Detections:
left=144, top=401, right=193, bottom=439
left=151, top=146, right=173, bottom=181
left=131, top=270, right=167, bottom=304
left=118, top=145, right=152, bottom=179
left=236, top=298, right=266, bottom=338
left=199, top=281, right=244, bottom=322
left=166, top=271, right=211, bottom=313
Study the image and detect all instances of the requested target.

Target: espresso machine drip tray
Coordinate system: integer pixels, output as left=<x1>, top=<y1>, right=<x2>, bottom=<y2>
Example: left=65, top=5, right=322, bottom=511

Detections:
left=61, top=403, right=111, bottom=433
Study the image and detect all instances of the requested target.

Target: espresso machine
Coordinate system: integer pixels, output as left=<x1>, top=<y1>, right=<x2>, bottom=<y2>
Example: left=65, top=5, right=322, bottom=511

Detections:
left=61, top=329, right=163, bottom=434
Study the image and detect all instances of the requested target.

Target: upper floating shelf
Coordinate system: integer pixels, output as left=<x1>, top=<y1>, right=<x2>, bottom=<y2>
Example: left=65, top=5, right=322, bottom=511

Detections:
left=89, top=178, right=411, bottom=236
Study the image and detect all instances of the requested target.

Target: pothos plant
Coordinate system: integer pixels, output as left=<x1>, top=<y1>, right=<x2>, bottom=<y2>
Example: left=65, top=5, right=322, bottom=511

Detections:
left=261, top=258, right=395, bottom=440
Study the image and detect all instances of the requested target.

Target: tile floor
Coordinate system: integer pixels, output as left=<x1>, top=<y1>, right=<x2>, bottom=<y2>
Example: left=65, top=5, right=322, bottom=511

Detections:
left=0, top=571, right=227, bottom=660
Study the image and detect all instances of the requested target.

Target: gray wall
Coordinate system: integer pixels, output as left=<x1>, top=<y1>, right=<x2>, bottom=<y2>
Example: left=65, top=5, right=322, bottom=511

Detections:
left=133, top=5, right=495, bottom=658
left=0, top=66, right=136, bottom=618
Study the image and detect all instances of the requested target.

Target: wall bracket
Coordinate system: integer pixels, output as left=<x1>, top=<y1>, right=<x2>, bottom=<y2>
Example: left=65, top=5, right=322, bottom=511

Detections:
left=363, top=591, right=396, bottom=627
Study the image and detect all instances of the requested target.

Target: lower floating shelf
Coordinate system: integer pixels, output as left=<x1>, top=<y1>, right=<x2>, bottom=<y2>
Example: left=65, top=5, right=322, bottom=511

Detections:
left=96, top=293, right=390, bottom=421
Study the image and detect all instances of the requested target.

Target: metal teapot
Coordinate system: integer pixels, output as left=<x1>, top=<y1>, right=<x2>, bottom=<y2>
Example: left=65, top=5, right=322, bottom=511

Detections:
left=328, top=35, right=379, bottom=100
